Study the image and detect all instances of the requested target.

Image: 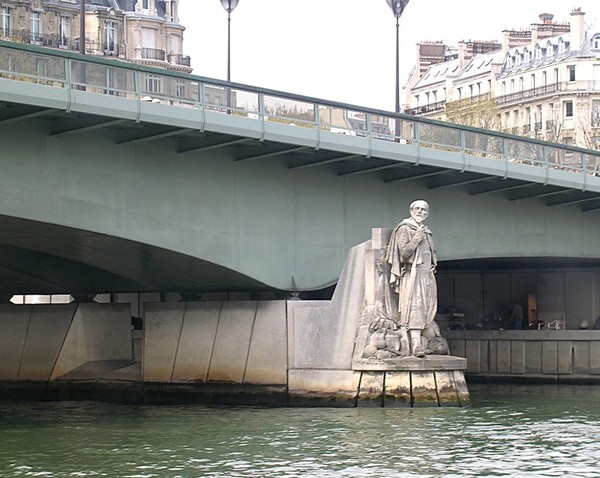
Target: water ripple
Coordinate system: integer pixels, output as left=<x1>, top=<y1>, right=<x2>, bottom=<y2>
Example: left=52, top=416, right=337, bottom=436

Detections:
left=1, top=384, right=600, bottom=477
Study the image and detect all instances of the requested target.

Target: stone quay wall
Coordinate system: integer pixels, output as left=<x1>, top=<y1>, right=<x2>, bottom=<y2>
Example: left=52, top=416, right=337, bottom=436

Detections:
left=0, top=233, right=468, bottom=407
left=446, top=330, right=600, bottom=383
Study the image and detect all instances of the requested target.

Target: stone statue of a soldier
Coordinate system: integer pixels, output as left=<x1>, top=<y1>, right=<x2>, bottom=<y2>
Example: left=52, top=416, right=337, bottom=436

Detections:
left=385, top=200, right=439, bottom=357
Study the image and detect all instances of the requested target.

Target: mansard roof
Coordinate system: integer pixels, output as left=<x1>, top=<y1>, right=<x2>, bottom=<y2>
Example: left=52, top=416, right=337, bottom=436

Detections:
left=501, top=25, right=600, bottom=76
left=413, top=58, right=460, bottom=89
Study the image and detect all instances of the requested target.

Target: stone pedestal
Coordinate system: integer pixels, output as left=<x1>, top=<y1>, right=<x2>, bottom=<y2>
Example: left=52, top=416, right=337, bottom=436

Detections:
left=353, top=355, right=470, bottom=407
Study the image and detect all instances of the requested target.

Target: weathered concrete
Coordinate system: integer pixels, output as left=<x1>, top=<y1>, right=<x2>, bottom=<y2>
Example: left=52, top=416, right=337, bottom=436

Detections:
left=0, top=306, right=31, bottom=381
left=171, top=302, right=221, bottom=382
left=446, top=330, right=600, bottom=382
left=18, top=305, right=76, bottom=381
left=208, top=301, right=257, bottom=383
left=142, top=300, right=288, bottom=386
left=244, top=301, right=287, bottom=385
left=51, top=303, right=132, bottom=380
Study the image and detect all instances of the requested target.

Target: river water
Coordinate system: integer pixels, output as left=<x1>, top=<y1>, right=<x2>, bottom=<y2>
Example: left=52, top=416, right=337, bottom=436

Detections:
left=1, top=383, right=599, bottom=478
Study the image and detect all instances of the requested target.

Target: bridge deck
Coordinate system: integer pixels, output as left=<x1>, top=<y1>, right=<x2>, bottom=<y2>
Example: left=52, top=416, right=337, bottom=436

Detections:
left=1, top=40, right=599, bottom=212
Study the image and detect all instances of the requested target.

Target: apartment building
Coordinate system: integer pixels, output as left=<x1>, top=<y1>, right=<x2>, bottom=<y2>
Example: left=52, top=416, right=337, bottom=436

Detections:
left=0, top=0, right=191, bottom=73
left=404, top=8, right=600, bottom=149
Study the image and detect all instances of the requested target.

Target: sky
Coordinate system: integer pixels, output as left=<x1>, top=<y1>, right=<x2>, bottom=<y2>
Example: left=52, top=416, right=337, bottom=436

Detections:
left=179, top=0, right=600, bottom=112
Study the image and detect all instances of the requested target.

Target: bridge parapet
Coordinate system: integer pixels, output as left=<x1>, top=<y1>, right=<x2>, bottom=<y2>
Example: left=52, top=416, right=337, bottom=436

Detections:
left=1, top=40, right=599, bottom=191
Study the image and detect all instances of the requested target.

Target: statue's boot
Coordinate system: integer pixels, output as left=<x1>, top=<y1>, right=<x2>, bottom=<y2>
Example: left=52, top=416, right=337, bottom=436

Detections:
left=411, top=334, right=425, bottom=358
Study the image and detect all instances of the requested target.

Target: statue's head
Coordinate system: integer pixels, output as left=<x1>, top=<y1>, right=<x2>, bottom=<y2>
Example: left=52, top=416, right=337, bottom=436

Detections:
left=409, top=200, right=429, bottom=224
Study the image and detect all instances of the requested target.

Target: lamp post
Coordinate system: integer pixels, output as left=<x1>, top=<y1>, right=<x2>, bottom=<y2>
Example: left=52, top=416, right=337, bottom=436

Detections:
left=220, top=0, right=239, bottom=83
left=386, top=0, right=409, bottom=114
left=79, top=0, right=85, bottom=54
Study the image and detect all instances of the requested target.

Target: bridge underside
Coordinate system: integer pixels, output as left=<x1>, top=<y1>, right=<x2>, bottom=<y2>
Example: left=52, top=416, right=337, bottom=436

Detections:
left=0, top=215, right=272, bottom=297
left=1, top=214, right=600, bottom=297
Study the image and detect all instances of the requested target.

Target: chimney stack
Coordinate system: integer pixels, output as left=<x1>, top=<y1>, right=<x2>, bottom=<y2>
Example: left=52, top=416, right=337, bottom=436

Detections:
left=570, top=8, right=585, bottom=49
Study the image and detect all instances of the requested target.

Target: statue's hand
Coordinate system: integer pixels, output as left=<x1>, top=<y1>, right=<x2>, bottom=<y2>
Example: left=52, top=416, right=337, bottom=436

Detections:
left=413, top=227, right=425, bottom=243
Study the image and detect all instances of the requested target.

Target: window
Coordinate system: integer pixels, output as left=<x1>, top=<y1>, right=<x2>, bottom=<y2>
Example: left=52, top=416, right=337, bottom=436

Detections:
left=564, top=101, right=573, bottom=118
left=142, top=0, right=149, bottom=9
left=558, top=38, right=566, bottom=54
left=105, top=68, right=116, bottom=95
left=36, top=58, right=47, bottom=83
left=568, top=65, right=576, bottom=82
left=31, top=11, right=41, bottom=42
left=104, top=21, right=116, bottom=53
left=145, top=74, right=161, bottom=94
left=593, top=35, right=600, bottom=50
left=592, top=100, right=600, bottom=127
left=535, top=45, right=543, bottom=60
left=59, top=16, right=71, bottom=46
left=169, top=0, right=177, bottom=21
left=175, top=79, right=186, bottom=98
left=0, top=6, right=11, bottom=34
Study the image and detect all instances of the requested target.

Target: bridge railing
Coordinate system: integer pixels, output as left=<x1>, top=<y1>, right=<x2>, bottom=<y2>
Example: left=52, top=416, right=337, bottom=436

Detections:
left=1, top=40, right=599, bottom=181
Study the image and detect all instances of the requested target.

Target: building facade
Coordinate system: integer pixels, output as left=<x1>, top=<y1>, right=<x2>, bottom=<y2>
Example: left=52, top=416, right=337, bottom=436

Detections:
left=404, top=9, right=600, bottom=150
left=0, top=0, right=191, bottom=73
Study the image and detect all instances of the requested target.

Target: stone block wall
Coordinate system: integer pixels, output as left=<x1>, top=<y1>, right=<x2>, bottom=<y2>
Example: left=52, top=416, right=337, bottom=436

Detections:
left=143, top=301, right=288, bottom=385
left=0, top=303, right=131, bottom=382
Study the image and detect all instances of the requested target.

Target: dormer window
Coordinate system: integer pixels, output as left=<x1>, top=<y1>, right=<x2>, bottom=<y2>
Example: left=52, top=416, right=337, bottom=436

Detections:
left=523, top=48, right=531, bottom=63
left=558, top=38, right=566, bottom=54
left=593, top=34, right=600, bottom=50
left=535, top=45, right=543, bottom=60
left=515, top=51, right=522, bottom=66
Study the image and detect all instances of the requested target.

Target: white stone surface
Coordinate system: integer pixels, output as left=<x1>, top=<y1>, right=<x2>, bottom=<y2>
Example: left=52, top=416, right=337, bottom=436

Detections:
left=244, top=301, right=287, bottom=385
left=288, top=369, right=361, bottom=398
left=207, top=301, right=256, bottom=383
left=51, top=304, right=132, bottom=380
left=288, top=241, right=366, bottom=369
left=143, top=303, right=185, bottom=382
left=171, top=302, right=221, bottom=382
left=19, top=305, right=77, bottom=381
left=0, top=306, right=31, bottom=381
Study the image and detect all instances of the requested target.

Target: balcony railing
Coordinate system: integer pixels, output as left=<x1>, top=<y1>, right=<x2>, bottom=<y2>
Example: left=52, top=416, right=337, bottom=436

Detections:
left=0, top=39, right=598, bottom=183
left=141, top=48, right=166, bottom=62
left=0, top=28, right=80, bottom=51
left=168, top=53, right=191, bottom=67
left=497, top=81, right=600, bottom=106
left=405, top=100, right=445, bottom=115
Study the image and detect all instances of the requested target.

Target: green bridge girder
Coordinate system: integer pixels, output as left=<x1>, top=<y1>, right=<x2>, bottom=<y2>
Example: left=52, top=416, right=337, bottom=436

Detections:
left=0, top=41, right=599, bottom=296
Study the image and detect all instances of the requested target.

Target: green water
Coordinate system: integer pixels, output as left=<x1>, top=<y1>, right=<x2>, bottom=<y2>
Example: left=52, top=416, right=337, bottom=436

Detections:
left=1, top=383, right=600, bottom=477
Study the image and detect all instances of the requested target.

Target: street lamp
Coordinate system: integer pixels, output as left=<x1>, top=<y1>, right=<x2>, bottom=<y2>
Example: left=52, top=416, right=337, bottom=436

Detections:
left=386, top=0, right=409, bottom=114
left=80, top=0, right=86, bottom=54
left=220, top=0, right=239, bottom=82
